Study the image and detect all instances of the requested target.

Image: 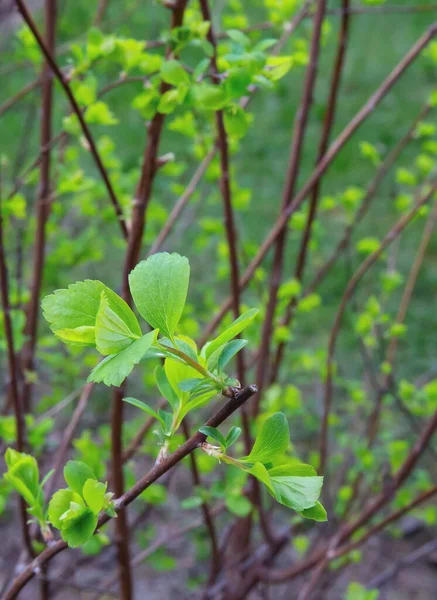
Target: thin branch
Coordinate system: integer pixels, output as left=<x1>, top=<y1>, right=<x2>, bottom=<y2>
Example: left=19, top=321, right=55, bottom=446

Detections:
left=0, top=170, right=33, bottom=560
left=4, top=385, right=258, bottom=600
left=200, top=22, right=437, bottom=346
left=304, top=98, right=434, bottom=297
left=319, top=177, right=437, bottom=473
left=182, top=419, right=220, bottom=582
left=270, top=0, right=350, bottom=382
left=253, top=0, right=327, bottom=417
left=14, top=0, right=128, bottom=238
left=20, top=0, right=57, bottom=413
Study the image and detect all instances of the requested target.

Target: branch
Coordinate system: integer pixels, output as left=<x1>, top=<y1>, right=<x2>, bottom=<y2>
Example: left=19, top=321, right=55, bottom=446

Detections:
left=253, top=0, right=327, bottom=416
left=200, top=22, right=437, bottom=346
left=20, top=0, right=57, bottom=413
left=14, top=0, right=128, bottom=239
left=3, top=385, right=257, bottom=600
left=319, top=176, right=437, bottom=473
left=270, top=0, right=350, bottom=382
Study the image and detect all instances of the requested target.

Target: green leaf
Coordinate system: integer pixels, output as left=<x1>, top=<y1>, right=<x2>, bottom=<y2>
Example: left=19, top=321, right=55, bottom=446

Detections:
left=300, top=501, right=327, bottom=522
left=42, top=280, right=139, bottom=344
left=217, top=339, right=248, bottom=371
left=123, top=397, right=163, bottom=424
left=199, top=426, right=227, bottom=450
left=160, top=59, right=190, bottom=86
left=226, top=29, right=251, bottom=47
left=224, top=105, right=250, bottom=139
left=95, top=292, right=141, bottom=355
left=129, top=252, right=190, bottom=339
left=178, top=377, right=204, bottom=392
left=204, top=309, right=258, bottom=360
left=82, top=479, right=107, bottom=515
left=48, top=489, right=83, bottom=529
left=246, top=462, right=275, bottom=494
left=60, top=505, right=98, bottom=548
left=240, top=413, right=289, bottom=465
left=155, top=365, right=179, bottom=411
left=4, top=451, right=41, bottom=507
left=85, top=101, right=118, bottom=125
left=192, top=83, right=227, bottom=110
left=164, top=357, right=200, bottom=403
left=64, top=461, right=96, bottom=496
left=225, top=426, right=242, bottom=448
left=88, top=330, right=158, bottom=387
left=225, top=495, right=252, bottom=517
left=54, top=326, right=96, bottom=347
left=269, top=474, right=323, bottom=512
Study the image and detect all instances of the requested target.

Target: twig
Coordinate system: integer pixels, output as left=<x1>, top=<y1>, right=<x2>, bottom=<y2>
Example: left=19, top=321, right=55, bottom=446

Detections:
left=20, top=0, right=57, bottom=413
left=0, top=169, right=33, bottom=561
left=200, top=22, right=437, bottom=345
left=253, top=0, right=327, bottom=416
left=270, top=0, right=350, bottom=382
left=14, top=0, right=128, bottom=238
left=3, top=385, right=258, bottom=599
left=320, top=176, right=437, bottom=473
left=182, top=419, right=220, bottom=582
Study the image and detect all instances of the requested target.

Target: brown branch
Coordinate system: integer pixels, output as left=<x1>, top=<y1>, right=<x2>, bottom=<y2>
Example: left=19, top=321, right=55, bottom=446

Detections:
left=182, top=419, right=220, bottom=582
left=20, top=0, right=56, bottom=413
left=252, top=0, right=327, bottom=417
left=319, top=177, right=437, bottom=474
left=110, top=4, right=189, bottom=597
left=200, top=22, right=437, bottom=346
left=304, top=98, right=434, bottom=298
left=0, top=172, right=33, bottom=560
left=14, top=0, right=128, bottom=239
left=3, top=385, right=257, bottom=600
left=270, top=0, right=350, bottom=382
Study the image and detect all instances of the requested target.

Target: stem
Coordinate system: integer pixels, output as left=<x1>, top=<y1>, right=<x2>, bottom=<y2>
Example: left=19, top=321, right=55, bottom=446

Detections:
left=159, top=343, right=221, bottom=384
left=4, top=385, right=258, bottom=600
left=320, top=177, right=437, bottom=474
left=0, top=172, right=33, bottom=562
left=20, top=0, right=56, bottom=413
left=182, top=420, right=220, bottom=582
left=200, top=22, right=437, bottom=346
left=270, top=0, right=350, bottom=382
left=253, top=0, right=327, bottom=416
left=14, top=0, right=128, bottom=239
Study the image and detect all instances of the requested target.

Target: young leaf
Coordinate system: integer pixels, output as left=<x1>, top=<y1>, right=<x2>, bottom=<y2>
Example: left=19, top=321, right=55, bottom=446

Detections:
left=48, top=489, right=83, bottom=528
left=225, top=426, right=242, bottom=448
left=60, top=505, right=98, bottom=548
left=129, top=252, right=190, bottom=339
left=246, top=462, right=275, bottom=494
left=95, top=292, right=141, bottom=355
left=4, top=450, right=41, bottom=507
left=160, top=59, right=190, bottom=86
left=178, top=377, right=204, bottom=392
left=269, top=474, right=324, bottom=512
left=225, top=495, right=252, bottom=517
left=42, top=280, right=140, bottom=342
left=155, top=365, right=179, bottom=411
left=300, top=501, right=327, bottom=522
left=64, top=461, right=96, bottom=496
left=157, top=409, right=173, bottom=435
left=217, top=339, right=248, bottom=371
left=240, top=413, right=289, bottom=465
left=199, top=426, right=227, bottom=451
left=54, top=326, right=96, bottom=347
left=204, top=309, right=259, bottom=359
left=164, top=357, right=200, bottom=403
left=82, top=479, right=107, bottom=515
left=123, top=397, right=163, bottom=424
left=88, top=330, right=158, bottom=387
